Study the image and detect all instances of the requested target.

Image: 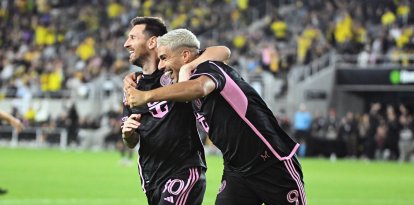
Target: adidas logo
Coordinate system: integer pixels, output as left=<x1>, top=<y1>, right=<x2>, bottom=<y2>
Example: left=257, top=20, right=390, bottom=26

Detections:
left=164, top=196, right=174, bottom=203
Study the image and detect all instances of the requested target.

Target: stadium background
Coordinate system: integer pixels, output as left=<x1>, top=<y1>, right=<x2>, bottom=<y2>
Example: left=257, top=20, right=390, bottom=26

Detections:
left=1, top=0, right=414, bottom=204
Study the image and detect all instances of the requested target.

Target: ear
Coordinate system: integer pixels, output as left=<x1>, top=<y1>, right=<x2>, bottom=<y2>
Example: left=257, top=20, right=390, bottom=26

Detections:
left=181, top=49, right=191, bottom=63
left=147, top=36, right=157, bottom=50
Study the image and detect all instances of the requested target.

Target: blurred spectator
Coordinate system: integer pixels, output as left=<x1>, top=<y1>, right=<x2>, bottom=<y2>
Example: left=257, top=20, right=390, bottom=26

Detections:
left=381, top=8, right=397, bottom=27
left=384, top=105, right=400, bottom=160
left=23, top=105, right=36, bottom=125
left=374, top=120, right=388, bottom=159
left=260, top=43, right=280, bottom=75
left=76, top=37, right=96, bottom=61
left=397, top=1, right=410, bottom=26
left=293, top=103, right=312, bottom=156
left=366, top=103, right=382, bottom=159
left=357, top=46, right=371, bottom=67
left=310, top=110, right=325, bottom=139
left=276, top=108, right=292, bottom=135
left=270, top=16, right=288, bottom=42
left=358, top=113, right=370, bottom=158
left=67, top=102, right=79, bottom=146
left=338, top=111, right=358, bottom=158
left=398, top=114, right=413, bottom=162
left=324, top=108, right=339, bottom=141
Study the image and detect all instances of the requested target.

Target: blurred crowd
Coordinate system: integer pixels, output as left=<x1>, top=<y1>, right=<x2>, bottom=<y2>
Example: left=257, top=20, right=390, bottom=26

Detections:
left=287, top=103, right=414, bottom=162
left=2, top=0, right=414, bottom=101
left=278, top=0, right=414, bottom=67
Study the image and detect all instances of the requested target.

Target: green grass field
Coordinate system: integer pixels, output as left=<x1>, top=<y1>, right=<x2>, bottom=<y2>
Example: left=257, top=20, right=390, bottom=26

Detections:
left=1, top=147, right=414, bottom=205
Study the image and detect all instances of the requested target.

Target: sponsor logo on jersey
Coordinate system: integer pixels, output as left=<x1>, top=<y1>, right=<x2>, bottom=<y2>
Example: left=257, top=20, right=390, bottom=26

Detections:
left=148, top=101, right=169, bottom=118
left=195, top=113, right=209, bottom=132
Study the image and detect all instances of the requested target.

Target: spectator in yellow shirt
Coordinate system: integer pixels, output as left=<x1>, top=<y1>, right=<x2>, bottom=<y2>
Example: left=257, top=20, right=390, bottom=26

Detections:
left=107, top=0, right=124, bottom=19
left=270, top=17, right=288, bottom=41
left=397, top=2, right=410, bottom=25
left=381, top=8, right=396, bottom=27
left=76, top=37, right=96, bottom=61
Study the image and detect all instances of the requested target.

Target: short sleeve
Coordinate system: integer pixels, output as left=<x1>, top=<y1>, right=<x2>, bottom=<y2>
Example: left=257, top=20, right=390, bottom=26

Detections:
left=189, top=61, right=226, bottom=91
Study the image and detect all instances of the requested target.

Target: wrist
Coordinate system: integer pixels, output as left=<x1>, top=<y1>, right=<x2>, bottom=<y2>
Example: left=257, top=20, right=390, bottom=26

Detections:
left=122, top=132, right=130, bottom=139
left=144, top=91, right=153, bottom=103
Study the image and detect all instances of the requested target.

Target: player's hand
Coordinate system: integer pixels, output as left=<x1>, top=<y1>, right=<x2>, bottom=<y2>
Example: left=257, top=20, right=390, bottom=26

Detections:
left=126, top=87, right=147, bottom=108
left=178, top=63, right=194, bottom=82
left=10, top=118, right=24, bottom=134
left=122, top=114, right=141, bottom=137
left=123, top=72, right=142, bottom=93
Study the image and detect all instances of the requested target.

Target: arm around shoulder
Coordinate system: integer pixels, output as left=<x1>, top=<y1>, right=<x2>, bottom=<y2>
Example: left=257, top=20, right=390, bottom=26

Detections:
left=147, top=75, right=216, bottom=103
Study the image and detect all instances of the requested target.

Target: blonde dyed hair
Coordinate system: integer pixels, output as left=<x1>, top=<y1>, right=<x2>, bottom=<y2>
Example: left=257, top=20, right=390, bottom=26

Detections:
left=157, top=28, right=200, bottom=50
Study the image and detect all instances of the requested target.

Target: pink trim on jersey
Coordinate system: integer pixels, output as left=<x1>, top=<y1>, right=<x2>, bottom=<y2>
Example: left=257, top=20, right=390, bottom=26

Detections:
left=176, top=168, right=200, bottom=205
left=180, top=168, right=200, bottom=205
left=196, top=63, right=248, bottom=116
left=284, top=159, right=307, bottom=205
left=137, top=156, right=146, bottom=193
left=210, top=61, right=299, bottom=160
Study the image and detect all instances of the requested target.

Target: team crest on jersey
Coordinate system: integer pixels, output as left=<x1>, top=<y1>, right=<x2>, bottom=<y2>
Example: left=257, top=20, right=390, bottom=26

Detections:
left=160, top=72, right=173, bottom=86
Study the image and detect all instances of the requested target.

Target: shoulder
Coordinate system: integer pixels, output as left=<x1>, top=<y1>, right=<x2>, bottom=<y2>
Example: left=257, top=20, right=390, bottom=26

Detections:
left=196, top=61, right=227, bottom=72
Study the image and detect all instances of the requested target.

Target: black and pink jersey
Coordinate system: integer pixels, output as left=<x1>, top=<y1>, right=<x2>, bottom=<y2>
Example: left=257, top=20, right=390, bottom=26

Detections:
left=122, top=69, right=206, bottom=193
left=189, top=61, right=299, bottom=176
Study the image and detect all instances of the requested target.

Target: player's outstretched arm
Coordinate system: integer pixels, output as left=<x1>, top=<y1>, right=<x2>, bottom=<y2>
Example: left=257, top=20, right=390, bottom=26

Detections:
left=121, top=114, right=141, bottom=148
left=127, top=75, right=215, bottom=107
left=179, top=46, right=231, bottom=82
left=0, top=111, right=24, bottom=133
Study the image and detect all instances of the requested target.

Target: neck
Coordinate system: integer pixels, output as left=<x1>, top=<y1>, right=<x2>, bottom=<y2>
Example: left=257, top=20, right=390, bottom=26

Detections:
left=187, top=54, right=200, bottom=64
left=141, top=54, right=159, bottom=75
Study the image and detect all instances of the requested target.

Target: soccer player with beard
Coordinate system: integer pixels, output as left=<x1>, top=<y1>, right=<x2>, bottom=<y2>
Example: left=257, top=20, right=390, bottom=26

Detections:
left=126, top=29, right=307, bottom=205
left=121, top=17, right=230, bottom=205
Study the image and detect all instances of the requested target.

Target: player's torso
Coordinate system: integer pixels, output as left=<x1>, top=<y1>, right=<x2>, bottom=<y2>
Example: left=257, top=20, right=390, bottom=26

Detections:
left=193, top=62, right=299, bottom=175
left=133, top=70, right=206, bottom=188
left=191, top=64, right=277, bottom=174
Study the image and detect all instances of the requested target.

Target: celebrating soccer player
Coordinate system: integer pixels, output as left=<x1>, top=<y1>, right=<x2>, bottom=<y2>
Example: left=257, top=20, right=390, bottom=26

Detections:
left=126, top=28, right=307, bottom=205
left=121, top=17, right=230, bottom=205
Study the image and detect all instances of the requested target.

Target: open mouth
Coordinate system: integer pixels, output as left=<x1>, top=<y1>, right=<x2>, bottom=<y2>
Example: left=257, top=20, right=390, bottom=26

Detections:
left=128, top=50, right=135, bottom=58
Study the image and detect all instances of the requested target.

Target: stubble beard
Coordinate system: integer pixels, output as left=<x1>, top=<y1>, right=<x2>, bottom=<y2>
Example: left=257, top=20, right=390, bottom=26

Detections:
left=130, top=49, right=150, bottom=68
left=131, top=57, right=144, bottom=67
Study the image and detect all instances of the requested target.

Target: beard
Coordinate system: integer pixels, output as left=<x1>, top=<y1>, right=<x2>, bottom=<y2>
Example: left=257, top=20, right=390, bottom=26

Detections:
left=130, top=51, right=149, bottom=68
left=131, top=57, right=143, bottom=67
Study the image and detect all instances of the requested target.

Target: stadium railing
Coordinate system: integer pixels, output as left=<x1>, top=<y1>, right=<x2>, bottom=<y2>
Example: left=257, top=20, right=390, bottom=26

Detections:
left=0, top=125, right=68, bottom=150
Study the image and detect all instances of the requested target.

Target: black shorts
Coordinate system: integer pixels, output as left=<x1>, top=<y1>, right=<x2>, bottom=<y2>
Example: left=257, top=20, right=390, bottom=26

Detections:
left=146, top=167, right=206, bottom=205
left=215, top=157, right=306, bottom=205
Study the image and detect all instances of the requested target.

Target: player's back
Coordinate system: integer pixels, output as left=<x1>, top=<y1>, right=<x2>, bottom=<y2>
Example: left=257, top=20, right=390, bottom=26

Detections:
left=190, top=61, right=298, bottom=176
